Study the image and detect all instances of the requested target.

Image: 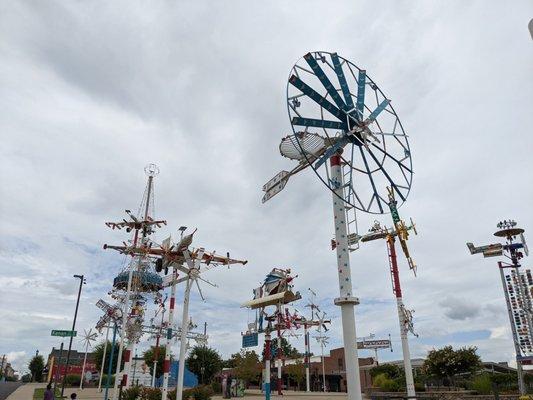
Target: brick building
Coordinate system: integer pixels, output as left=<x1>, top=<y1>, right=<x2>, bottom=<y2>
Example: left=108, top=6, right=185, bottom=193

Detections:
left=283, top=347, right=374, bottom=392
left=46, top=347, right=97, bottom=381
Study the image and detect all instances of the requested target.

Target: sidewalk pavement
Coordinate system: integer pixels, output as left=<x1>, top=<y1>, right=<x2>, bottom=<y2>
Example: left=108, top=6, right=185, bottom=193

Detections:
left=6, top=383, right=45, bottom=400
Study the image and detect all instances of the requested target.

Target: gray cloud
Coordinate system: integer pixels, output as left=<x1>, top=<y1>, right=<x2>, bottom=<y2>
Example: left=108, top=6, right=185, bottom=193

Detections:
left=440, top=297, right=481, bottom=321
left=1, top=0, right=532, bottom=374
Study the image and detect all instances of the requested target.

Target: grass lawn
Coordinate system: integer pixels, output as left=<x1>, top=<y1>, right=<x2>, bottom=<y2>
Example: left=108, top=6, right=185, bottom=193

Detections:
left=33, top=387, right=64, bottom=399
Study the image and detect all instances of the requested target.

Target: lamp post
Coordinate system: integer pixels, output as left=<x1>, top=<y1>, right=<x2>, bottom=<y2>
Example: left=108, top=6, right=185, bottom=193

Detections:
left=61, top=274, right=85, bottom=398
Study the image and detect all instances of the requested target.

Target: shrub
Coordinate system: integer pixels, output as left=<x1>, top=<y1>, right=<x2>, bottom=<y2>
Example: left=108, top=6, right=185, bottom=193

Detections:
left=373, top=373, right=400, bottom=392
left=469, top=374, right=492, bottom=395
left=121, top=386, right=141, bottom=400
left=139, top=387, right=162, bottom=400
left=101, top=374, right=115, bottom=386
left=210, top=381, right=222, bottom=394
left=64, top=374, right=81, bottom=386
left=414, top=382, right=425, bottom=392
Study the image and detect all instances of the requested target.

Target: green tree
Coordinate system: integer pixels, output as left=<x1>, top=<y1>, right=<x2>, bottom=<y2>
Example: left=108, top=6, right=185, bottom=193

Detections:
left=186, top=346, right=223, bottom=385
left=28, top=355, right=45, bottom=382
left=370, top=364, right=403, bottom=379
left=233, top=350, right=261, bottom=384
left=423, top=345, right=481, bottom=386
left=286, top=360, right=305, bottom=390
left=143, top=345, right=166, bottom=379
left=265, top=337, right=301, bottom=361
left=93, top=340, right=123, bottom=372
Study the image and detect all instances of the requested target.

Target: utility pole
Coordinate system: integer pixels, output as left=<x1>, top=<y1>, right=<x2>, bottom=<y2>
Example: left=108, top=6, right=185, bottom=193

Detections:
left=467, top=220, right=530, bottom=395
left=61, top=274, right=85, bottom=397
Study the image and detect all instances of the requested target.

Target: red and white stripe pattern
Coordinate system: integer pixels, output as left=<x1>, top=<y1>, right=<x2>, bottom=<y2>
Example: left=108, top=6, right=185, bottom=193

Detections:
left=122, top=348, right=131, bottom=387
left=161, top=271, right=177, bottom=400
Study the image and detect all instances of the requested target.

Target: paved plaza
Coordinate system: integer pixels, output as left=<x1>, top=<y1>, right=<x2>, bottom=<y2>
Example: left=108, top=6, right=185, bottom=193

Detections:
left=5, top=385, right=360, bottom=400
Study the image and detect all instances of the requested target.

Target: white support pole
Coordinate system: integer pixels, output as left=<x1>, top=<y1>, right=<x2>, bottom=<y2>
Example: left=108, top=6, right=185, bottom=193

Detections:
left=321, top=342, right=326, bottom=392
left=276, top=304, right=283, bottom=395
left=330, top=154, right=362, bottom=400
left=124, top=343, right=134, bottom=388
left=264, top=330, right=271, bottom=400
left=112, top=267, right=134, bottom=400
left=388, top=238, right=415, bottom=398
left=176, top=277, right=192, bottom=400
left=98, top=325, right=110, bottom=392
left=304, top=325, right=310, bottom=392
left=162, top=270, right=178, bottom=400
left=79, top=342, right=89, bottom=390
left=397, top=298, right=415, bottom=397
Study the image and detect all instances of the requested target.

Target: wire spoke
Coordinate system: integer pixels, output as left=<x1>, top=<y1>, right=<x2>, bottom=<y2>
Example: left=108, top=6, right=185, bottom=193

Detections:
left=370, top=143, right=412, bottom=173
left=366, top=147, right=406, bottom=202
left=359, top=147, right=383, bottom=213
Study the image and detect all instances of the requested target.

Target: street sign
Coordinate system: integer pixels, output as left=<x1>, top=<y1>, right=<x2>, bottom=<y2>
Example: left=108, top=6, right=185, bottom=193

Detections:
left=357, top=339, right=391, bottom=349
left=242, top=332, right=258, bottom=348
left=51, top=330, right=77, bottom=337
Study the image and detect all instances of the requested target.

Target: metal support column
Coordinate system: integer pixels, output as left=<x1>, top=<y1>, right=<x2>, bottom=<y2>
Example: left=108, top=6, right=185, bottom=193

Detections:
left=330, top=154, right=362, bottom=400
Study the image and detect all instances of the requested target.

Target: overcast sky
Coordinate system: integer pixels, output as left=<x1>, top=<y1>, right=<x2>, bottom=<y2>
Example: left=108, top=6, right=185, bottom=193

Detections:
left=1, top=1, right=532, bottom=376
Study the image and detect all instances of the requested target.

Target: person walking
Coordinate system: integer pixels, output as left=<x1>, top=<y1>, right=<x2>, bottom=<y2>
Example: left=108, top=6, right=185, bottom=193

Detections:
left=43, top=384, right=54, bottom=400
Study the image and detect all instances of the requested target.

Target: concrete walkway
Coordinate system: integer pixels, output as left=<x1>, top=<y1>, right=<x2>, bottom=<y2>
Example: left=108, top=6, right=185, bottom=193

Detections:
left=6, top=383, right=45, bottom=400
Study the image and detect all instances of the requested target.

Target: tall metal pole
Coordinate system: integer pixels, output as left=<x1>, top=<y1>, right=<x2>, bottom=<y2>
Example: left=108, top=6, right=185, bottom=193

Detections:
left=111, top=265, right=134, bottom=400
left=79, top=340, right=90, bottom=389
left=152, top=307, right=163, bottom=389
left=388, top=237, right=415, bottom=398
left=276, top=304, right=283, bottom=395
left=264, top=330, right=271, bottom=400
left=176, top=277, right=192, bottom=400
left=304, top=324, right=310, bottom=392
left=98, top=326, right=111, bottom=392
left=162, top=271, right=178, bottom=400
left=104, top=323, right=118, bottom=400
left=499, top=263, right=526, bottom=395
left=113, top=174, right=153, bottom=399
left=330, top=154, right=362, bottom=400
left=61, top=274, right=84, bottom=398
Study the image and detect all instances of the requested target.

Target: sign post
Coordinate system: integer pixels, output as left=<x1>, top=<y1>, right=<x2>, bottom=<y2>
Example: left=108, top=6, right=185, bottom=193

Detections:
left=51, top=330, right=77, bottom=337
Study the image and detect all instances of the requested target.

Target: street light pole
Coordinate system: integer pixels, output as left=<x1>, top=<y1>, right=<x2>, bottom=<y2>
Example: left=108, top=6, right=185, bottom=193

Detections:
left=61, top=274, right=85, bottom=397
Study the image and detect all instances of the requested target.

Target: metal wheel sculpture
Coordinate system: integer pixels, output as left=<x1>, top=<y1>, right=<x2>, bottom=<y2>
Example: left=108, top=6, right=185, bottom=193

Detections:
left=282, top=51, right=412, bottom=214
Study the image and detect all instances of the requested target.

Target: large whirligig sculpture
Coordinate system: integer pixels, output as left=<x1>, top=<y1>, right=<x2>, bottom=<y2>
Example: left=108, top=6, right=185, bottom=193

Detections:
left=262, top=51, right=413, bottom=400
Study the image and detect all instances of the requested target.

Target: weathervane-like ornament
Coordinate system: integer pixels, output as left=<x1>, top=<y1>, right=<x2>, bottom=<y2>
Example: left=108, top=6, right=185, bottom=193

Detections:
left=79, top=328, right=98, bottom=390
left=468, top=220, right=530, bottom=395
left=262, top=51, right=413, bottom=400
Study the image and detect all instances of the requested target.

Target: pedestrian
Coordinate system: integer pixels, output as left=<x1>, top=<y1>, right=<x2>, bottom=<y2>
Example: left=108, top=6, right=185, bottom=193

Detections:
left=43, top=383, right=54, bottom=400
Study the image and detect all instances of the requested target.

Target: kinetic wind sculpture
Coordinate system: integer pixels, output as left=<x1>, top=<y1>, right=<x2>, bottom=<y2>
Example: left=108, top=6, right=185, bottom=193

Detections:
left=79, top=329, right=98, bottom=389
left=104, top=165, right=246, bottom=400
left=153, top=228, right=246, bottom=400
left=302, top=289, right=330, bottom=393
left=241, top=268, right=302, bottom=399
left=103, top=164, right=167, bottom=400
left=95, top=299, right=122, bottom=394
left=262, top=51, right=413, bottom=400
left=313, top=311, right=330, bottom=393
left=468, top=220, right=530, bottom=395
left=355, top=188, right=418, bottom=398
